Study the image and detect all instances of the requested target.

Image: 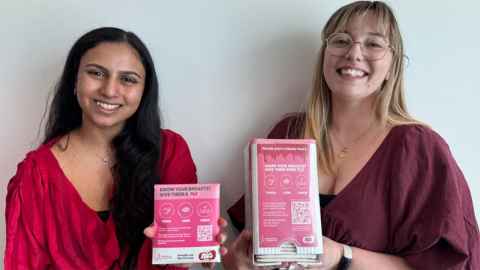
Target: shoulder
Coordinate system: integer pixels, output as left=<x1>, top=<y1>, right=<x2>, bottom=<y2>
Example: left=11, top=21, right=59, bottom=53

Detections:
left=389, top=124, right=466, bottom=198
left=393, top=124, right=445, bottom=141
left=161, top=129, right=191, bottom=151
left=15, top=143, right=56, bottom=175
left=158, top=129, right=197, bottom=184
left=391, top=124, right=451, bottom=157
left=267, top=113, right=305, bottom=139
left=7, top=143, right=55, bottom=197
left=159, top=129, right=195, bottom=164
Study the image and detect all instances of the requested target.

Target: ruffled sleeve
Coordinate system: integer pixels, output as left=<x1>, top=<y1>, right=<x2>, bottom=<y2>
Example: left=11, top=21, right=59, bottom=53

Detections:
left=5, top=154, right=50, bottom=269
left=389, top=126, right=479, bottom=269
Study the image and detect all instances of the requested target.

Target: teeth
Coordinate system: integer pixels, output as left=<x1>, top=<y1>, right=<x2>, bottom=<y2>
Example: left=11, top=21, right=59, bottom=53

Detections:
left=96, top=101, right=120, bottom=110
left=340, top=68, right=366, bottom=77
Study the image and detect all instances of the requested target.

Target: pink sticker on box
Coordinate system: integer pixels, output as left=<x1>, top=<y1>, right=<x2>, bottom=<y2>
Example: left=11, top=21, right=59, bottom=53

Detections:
left=246, top=139, right=323, bottom=267
left=257, top=143, right=317, bottom=247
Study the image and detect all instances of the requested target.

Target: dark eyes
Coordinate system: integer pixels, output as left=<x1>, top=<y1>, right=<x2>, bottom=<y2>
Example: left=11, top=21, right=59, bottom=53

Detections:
left=86, top=69, right=105, bottom=78
left=120, top=75, right=138, bottom=84
left=331, top=39, right=385, bottom=48
left=365, top=41, right=384, bottom=48
left=86, top=69, right=139, bottom=84
left=332, top=38, right=350, bottom=46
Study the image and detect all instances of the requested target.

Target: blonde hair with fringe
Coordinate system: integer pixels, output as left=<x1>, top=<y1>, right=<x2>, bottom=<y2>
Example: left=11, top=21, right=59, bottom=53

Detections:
left=303, top=1, right=422, bottom=175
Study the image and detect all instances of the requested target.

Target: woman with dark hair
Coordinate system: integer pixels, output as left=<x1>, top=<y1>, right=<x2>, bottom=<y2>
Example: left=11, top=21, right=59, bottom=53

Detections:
left=225, top=1, right=479, bottom=269
left=5, top=27, right=226, bottom=269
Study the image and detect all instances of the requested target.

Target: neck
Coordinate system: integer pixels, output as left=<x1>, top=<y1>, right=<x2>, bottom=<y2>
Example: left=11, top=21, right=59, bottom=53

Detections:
left=74, top=123, right=120, bottom=152
left=330, top=96, right=377, bottom=138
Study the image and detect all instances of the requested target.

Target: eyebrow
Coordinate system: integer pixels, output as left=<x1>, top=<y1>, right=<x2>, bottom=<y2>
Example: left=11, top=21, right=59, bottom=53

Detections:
left=366, top=32, right=387, bottom=38
left=341, top=31, right=387, bottom=38
left=84, top=63, right=143, bottom=79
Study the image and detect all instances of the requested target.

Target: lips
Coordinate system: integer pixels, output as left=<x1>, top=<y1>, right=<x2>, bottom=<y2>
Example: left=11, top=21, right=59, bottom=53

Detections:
left=95, top=100, right=122, bottom=111
left=337, top=67, right=368, bottom=78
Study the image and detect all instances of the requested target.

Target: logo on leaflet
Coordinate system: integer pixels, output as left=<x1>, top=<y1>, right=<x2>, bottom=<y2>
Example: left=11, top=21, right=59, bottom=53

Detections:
left=197, top=202, right=213, bottom=217
left=159, top=203, right=174, bottom=218
left=177, top=202, right=193, bottom=218
left=198, top=250, right=216, bottom=261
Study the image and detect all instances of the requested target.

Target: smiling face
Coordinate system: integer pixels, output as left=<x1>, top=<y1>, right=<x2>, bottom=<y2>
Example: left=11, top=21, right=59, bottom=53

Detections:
left=323, top=13, right=393, bottom=101
left=75, top=42, right=146, bottom=133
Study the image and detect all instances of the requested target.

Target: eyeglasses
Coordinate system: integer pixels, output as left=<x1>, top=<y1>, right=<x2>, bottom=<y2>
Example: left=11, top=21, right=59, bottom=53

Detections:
left=325, top=32, right=393, bottom=61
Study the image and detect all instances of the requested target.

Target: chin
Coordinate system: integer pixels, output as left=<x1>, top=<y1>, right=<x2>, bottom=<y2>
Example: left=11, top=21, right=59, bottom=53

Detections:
left=332, top=89, right=374, bottom=100
left=87, top=117, right=126, bottom=131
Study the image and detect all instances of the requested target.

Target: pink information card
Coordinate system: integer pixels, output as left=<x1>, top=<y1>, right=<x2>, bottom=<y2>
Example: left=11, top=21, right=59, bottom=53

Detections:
left=153, top=184, right=220, bottom=264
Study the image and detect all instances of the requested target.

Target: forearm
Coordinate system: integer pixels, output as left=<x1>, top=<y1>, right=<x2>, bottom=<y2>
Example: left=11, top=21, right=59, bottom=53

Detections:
left=344, top=246, right=412, bottom=270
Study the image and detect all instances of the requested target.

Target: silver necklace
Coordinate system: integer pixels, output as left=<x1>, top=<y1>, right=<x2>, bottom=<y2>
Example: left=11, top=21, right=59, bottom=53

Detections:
left=96, top=153, right=112, bottom=166
left=65, top=133, right=114, bottom=167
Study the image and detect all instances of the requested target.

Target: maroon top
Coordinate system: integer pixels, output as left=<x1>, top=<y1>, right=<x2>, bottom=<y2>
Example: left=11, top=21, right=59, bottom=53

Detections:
left=5, top=129, right=197, bottom=270
left=228, top=116, right=480, bottom=269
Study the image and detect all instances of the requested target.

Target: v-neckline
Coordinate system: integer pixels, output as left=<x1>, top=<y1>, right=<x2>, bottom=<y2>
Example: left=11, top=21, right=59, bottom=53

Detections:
left=322, top=125, right=399, bottom=210
left=43, top=142, right=113, bottom=224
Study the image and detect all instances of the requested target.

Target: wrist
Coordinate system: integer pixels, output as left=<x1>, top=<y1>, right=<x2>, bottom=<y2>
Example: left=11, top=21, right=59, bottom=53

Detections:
left=325, top=241, right=344, bottom=270
left=337, top=244, right=353, bottom=270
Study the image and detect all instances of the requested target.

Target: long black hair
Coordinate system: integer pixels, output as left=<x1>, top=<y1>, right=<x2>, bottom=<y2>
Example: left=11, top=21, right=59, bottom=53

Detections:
left=44, top=27, right=162, bottom=269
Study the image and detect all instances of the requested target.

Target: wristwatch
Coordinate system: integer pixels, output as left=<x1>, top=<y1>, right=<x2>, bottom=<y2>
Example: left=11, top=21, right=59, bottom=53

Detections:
left=337, top=244, right=353, bottom=270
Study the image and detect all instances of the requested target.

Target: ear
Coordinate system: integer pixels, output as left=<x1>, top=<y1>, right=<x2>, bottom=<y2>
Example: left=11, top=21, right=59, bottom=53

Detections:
left=74, top=76, right=79, bottom=94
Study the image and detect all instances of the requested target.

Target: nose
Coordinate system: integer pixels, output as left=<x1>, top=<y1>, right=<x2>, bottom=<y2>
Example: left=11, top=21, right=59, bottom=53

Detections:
left=101, top=77, right=120, bottom=97
left=345, top=42, right=364, bottom=61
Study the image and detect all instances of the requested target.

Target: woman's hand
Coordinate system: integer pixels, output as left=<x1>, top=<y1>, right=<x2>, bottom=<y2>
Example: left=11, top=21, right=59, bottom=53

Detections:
left=288, top=236, right=342, bottom=270
left=220, top=233, right=343, bottom=270
left=313, top=236, right=343, bottom=270
left=144, top=217, right=229, bottom=269
left=222, top=229, right=254, bottom=270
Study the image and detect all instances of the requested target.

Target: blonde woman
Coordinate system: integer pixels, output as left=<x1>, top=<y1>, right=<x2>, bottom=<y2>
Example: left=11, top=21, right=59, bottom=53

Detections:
left=226, top=1, right=479, bottom=269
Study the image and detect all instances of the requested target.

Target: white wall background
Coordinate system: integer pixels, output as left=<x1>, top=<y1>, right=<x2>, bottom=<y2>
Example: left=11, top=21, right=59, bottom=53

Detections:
left=1, top=1, right=478, bottom=269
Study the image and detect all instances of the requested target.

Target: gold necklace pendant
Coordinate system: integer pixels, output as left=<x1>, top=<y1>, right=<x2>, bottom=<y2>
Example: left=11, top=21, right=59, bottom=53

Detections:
left=338, top=147, right=348, bottom=159
left=331, top=120, right=377, bottom=161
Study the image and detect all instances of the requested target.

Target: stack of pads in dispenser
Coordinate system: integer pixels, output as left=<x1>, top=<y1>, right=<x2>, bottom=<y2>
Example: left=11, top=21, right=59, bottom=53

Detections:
left=245, top=139, right=323, bottom=268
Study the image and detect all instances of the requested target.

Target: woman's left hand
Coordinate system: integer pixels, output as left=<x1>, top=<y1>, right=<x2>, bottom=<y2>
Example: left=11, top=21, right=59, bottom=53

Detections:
left=144, top=217, right=229, bottom=269
left=299, top=236, right=343, bottom=270
left=306, top=236, right=343, bottom=270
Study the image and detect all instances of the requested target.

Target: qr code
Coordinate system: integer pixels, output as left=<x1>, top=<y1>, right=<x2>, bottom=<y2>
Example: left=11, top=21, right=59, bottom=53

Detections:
left=291, top=201, right=311, bottom=224
left=197, top=225, right=213, bottom=241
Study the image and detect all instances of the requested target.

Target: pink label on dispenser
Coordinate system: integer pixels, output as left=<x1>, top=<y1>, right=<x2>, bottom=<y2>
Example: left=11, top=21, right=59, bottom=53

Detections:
left=256, top=142, right=318, bottom=248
